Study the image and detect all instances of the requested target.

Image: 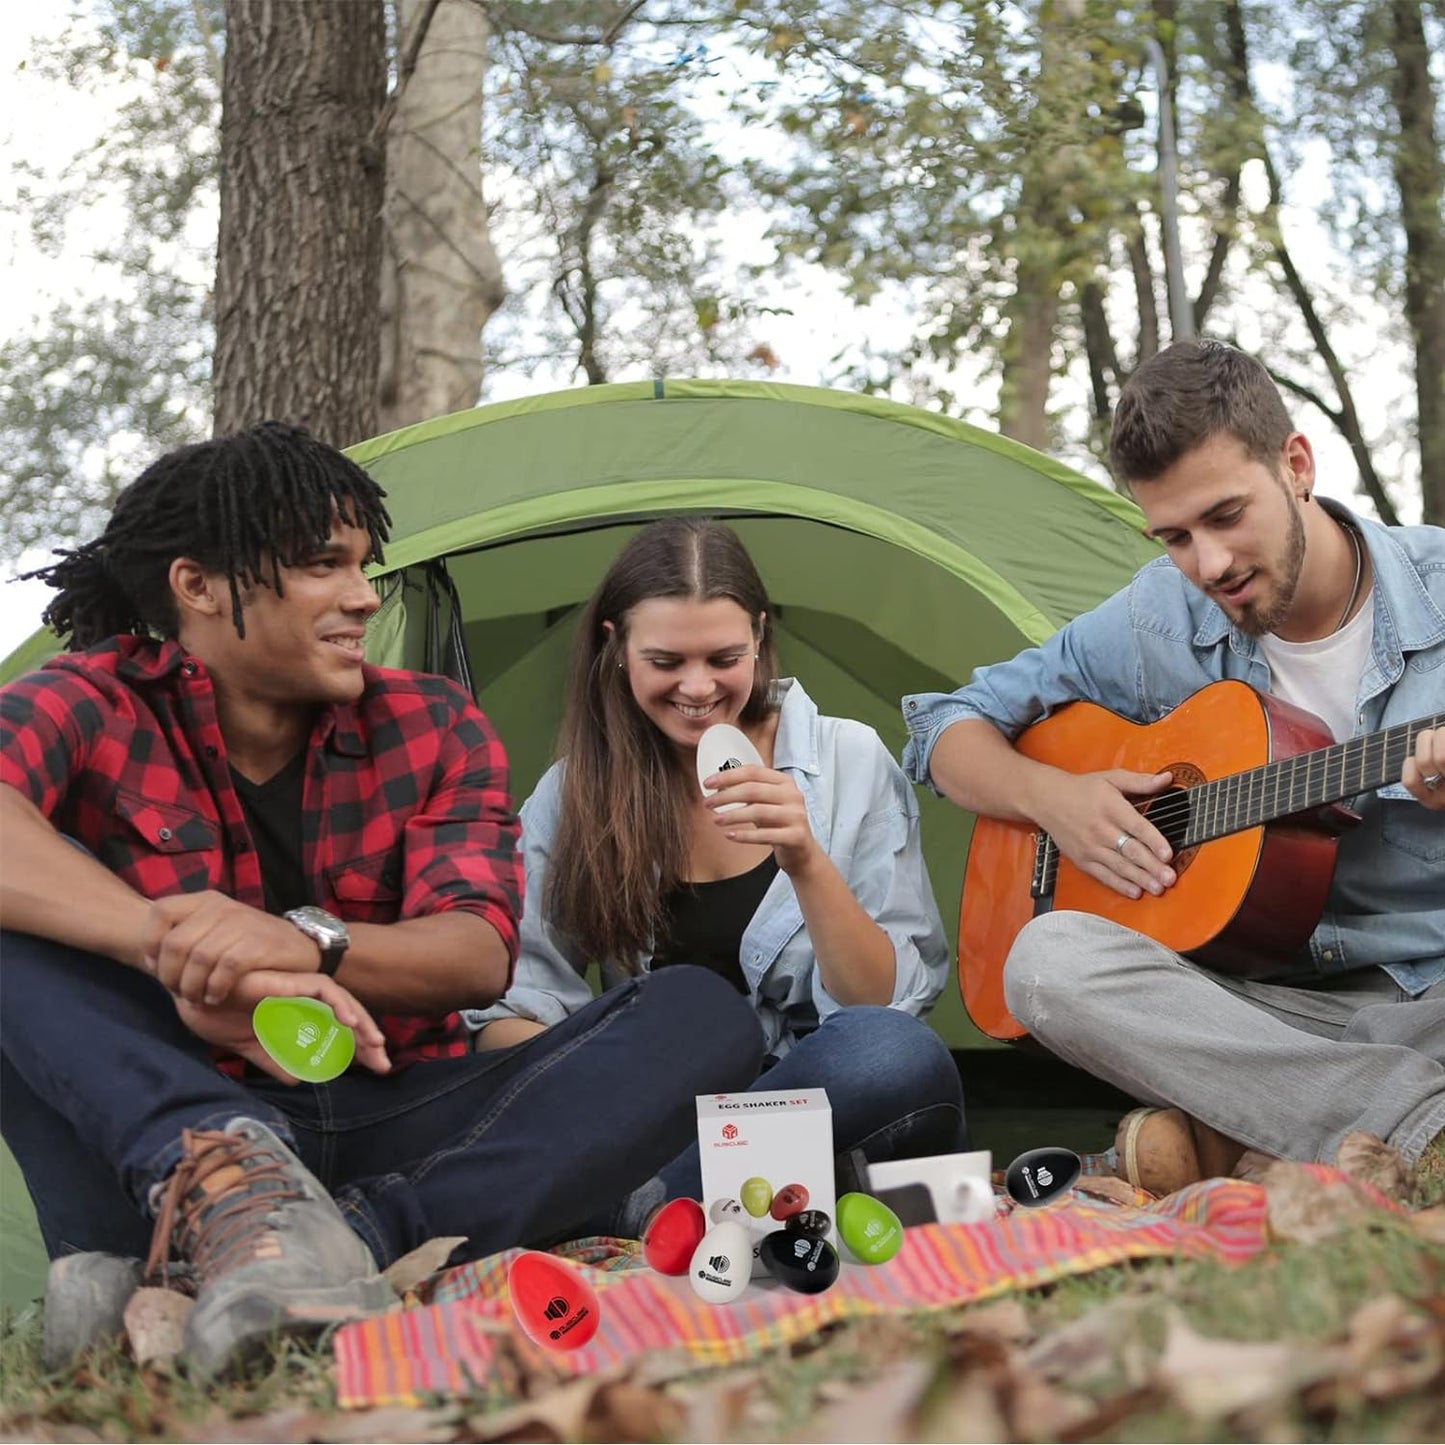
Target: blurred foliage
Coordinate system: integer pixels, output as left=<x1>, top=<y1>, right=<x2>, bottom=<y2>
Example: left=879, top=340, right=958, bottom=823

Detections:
left=3, top=0, right=1439, bottom=559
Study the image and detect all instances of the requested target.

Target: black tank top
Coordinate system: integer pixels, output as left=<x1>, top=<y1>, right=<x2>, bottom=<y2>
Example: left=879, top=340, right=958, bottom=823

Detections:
left=649, top=854, right=780, bottom=994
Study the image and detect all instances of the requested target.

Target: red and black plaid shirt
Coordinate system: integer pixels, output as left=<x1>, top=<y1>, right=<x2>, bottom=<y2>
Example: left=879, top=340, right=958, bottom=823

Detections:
left=0, top=636, right=522, bottom=1072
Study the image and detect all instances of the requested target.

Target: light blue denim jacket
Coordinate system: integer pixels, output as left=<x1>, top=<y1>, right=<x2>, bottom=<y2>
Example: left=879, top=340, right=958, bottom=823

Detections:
left=901, top=502, right=1445, bottom=995
left=464, top=678, right=950, bottom=1058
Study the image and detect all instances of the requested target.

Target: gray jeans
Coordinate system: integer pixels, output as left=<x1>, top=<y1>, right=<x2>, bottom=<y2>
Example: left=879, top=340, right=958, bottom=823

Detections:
left=1003, top=912, right=1445, bottom=1165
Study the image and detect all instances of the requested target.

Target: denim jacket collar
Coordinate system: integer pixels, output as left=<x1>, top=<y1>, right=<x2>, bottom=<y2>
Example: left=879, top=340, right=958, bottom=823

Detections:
left=769, top=677, right=821, bottom=776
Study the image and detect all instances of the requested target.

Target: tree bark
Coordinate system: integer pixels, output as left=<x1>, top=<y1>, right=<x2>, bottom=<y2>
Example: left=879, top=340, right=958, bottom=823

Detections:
left=1388, top=0, right=1445, bottom=524
left=212, top=0, right=386, bottom=446
left=378, top=0, right=505, bottom=434
left=996, top=2, right=1074, bottom=450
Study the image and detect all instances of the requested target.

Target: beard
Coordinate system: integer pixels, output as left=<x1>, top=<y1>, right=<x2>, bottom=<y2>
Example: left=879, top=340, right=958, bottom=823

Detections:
left=1231, top=498, right=1306, bottom=637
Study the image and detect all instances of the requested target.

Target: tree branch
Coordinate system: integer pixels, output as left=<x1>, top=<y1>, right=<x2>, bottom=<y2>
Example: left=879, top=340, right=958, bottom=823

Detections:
left=1262, top=151, right=1399, bottom=526
left=368, top=0, right=445, bottom=155
left=484, top=0, right=646, bottom=47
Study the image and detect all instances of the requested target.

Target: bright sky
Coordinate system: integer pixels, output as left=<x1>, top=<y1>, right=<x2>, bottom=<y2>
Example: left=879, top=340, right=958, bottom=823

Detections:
left=0, top=10, right=1426, bottom=664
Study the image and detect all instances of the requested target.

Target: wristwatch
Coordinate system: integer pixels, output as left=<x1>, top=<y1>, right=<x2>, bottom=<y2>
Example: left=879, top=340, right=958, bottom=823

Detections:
left=284, top=905, right=351, bottom=977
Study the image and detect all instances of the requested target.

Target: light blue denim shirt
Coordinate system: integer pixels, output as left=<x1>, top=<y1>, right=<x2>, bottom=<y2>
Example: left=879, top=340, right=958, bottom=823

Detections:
left=464, top=678, right=949, bottom=1058
left=901, top=502, right=1445, bottom=995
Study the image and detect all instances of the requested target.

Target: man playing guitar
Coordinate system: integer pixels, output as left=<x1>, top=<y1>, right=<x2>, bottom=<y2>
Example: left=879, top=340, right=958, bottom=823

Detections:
left=903, top=340, right=1444, bottom=1193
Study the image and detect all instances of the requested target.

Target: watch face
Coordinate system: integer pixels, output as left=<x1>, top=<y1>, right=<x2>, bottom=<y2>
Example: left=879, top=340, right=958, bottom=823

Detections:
left=288, top=906, right=350, bottom=946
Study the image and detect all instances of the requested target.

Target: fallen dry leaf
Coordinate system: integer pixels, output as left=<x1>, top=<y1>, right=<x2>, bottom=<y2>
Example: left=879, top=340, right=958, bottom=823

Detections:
left=1153, top=1312, right=1329, bottom=1421
left=382, top=1236, right=466, bottom=1298
left=673, top=1367, right=763, bottom=1443
left=1262, top=1161, right=1392, bottom=1243
left=467, top=1366, right=626, bottom=1442
left=315, top=1404, right=463, bottom=1442
left=1024, top=1295, right=1150, bottom=1384
left=1006, top=1365, right=1097, bottom=1440
left=1409, top=1206, right=1445, bottom=1246
left=952, top=1297, right=1032, bottom=1345
left=1334, top=1131, right=1412, bottom=1202
left=122, top=1287, right=191, bottom=1369
left=791, top=1356, right=935, bottom=1443
left=920, top=1364, right=1010, bottom=1443
left=588, top=1380, right=684, bottom=1442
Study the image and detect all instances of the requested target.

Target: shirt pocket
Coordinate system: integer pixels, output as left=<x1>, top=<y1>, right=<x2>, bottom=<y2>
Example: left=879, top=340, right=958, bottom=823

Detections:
left=104, top=787, right=221, bottom=892
left=327, top=849, right=404, bottom=924
left=1378, top=797, right=1445, bottom=865
left=111, top=787, right=219, bottom=854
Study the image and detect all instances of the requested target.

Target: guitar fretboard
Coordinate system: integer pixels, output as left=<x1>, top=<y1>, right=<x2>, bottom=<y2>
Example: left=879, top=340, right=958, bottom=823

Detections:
left=1031, top=711, right=1442, bottom=900
left=1183, top=712, right=1443, bottom=848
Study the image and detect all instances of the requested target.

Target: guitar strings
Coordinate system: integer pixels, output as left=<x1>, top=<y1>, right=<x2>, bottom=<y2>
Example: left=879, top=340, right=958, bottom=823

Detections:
left=1115, top=714, right=1442, bottom=843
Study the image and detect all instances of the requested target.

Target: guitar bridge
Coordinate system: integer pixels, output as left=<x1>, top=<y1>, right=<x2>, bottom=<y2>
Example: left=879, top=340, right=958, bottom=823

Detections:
left=1030, top=832, right=1059, bottom=906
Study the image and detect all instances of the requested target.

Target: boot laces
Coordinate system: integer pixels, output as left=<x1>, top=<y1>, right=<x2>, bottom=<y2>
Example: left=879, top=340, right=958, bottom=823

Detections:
left=145, top=1127, right=303, bottom=1287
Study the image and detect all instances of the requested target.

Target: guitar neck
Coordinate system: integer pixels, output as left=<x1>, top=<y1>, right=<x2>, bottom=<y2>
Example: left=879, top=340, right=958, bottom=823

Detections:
left=1184, top=711, right=1444, bottom=848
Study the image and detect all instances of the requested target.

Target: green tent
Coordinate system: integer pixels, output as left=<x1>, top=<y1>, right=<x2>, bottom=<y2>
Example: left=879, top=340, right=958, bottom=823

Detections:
left=0, top=378, right=1158, bottom=1310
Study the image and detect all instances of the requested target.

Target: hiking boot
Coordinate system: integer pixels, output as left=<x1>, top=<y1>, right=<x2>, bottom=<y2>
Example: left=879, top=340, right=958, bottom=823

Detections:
left=146, top=1118, right=392, bottom=1378
left=41, top=1252, right=146, bottom=1371
left=1114, top=1107, right=1250, bottom=1195
left=42, top=1254, right=200, bottom=1371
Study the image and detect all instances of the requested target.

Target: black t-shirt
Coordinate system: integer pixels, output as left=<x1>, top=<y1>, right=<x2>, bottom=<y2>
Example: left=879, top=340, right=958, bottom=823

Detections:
left=649, top=854, right=780, bottom=994
left=230, top=751, right=309, bottom=916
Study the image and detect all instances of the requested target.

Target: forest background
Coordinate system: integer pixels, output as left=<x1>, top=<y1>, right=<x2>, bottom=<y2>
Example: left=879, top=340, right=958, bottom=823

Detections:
left=0, top=0, right=1441, bottom=661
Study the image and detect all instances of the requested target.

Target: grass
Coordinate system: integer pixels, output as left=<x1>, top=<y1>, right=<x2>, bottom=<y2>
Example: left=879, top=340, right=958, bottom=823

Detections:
left=2, top=1127, right=1441, bottom=1442
left=3, top=1217, right=1442, bottom=1441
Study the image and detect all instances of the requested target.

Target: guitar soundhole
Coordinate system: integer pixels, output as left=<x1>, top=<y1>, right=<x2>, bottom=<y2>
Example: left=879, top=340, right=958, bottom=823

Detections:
left=1138, top=761, right=1206, bottom=874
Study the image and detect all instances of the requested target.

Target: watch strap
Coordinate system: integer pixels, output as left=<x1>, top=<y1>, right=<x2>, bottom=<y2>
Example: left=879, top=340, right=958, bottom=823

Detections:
left=316, top=940, right=346, bottom=977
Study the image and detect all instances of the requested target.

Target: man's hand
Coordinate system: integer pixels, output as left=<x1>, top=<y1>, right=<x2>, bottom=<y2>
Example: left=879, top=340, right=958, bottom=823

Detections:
left=704, top=764, right=819, bottom=875
left=1403, top=725, right=1445, bottom=810
left=1034, top=768, right=1178, bottom=900
left=174, top=968, right=391, bottom=1083
left=143, top=892, right=322, bottom=1005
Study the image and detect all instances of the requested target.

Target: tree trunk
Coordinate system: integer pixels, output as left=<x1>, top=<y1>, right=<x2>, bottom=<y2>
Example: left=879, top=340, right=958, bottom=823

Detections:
left=996, top=2, right=1075, bottom=450
left=212, top=0, right=386, bottom=446
left=377, top=0, right=505, bottom=434
left=1388, top=0, right=1445, bottom=524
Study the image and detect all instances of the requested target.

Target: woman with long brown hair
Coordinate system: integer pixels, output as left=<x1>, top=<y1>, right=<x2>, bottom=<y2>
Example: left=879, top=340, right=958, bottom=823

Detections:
left=467, top=518, right=965, bottom=1213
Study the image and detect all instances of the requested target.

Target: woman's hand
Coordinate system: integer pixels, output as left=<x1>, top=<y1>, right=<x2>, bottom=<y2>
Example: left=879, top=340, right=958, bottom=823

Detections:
left=704, top=764, right=820, bottom=876
left=174, top=968, right=391, bottom=1083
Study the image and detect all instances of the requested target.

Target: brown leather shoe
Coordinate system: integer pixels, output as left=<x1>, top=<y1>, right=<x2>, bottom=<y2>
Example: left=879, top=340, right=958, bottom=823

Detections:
left=1115, top=1107, right=1250, bottom=1195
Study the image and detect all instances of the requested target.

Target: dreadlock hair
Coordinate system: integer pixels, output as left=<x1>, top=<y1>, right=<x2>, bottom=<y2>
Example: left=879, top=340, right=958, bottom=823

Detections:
left=546, top=518, right=780, bottom=970
left=23, top=422, right=391, bottom=649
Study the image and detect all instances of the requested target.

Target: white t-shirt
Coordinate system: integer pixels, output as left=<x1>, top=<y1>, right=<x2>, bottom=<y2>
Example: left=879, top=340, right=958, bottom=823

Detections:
left=1256, top=591, right=1375, bottom=742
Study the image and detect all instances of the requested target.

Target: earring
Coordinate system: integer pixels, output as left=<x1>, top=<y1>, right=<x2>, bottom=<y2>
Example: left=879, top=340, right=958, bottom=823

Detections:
left=1302, top=490, right=1311, bottom=501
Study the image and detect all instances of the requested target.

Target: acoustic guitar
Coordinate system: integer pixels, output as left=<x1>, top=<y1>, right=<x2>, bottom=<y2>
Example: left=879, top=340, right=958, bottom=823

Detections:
left=957, top=679, right=1442, bottom=1040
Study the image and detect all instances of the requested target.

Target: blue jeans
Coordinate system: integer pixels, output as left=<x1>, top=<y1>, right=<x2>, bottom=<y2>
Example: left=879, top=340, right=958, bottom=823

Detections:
left=657, top=1005, right=968, bottom=1200
left=0, top=931, right=764, bottom=1268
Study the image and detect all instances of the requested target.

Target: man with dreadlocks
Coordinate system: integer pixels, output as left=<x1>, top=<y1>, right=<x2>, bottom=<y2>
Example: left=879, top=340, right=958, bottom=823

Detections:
left=0, top=422, right=763, bottom=1377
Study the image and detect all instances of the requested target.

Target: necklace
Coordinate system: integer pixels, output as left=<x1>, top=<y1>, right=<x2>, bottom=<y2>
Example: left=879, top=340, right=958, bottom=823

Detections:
left=1334, top=525, right=1364, bottom=634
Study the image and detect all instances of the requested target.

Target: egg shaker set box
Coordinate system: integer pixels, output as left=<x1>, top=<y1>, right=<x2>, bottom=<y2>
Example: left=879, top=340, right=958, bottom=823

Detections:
left=696, top=1087, right=836, bottom=1273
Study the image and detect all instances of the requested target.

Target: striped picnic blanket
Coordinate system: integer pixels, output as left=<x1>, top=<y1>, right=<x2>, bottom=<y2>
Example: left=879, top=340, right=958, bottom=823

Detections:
left=334, top=1175, right=1273, bottom=1409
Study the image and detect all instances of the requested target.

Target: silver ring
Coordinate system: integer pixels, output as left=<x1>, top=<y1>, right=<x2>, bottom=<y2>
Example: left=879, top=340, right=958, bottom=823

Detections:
left=1425, top=771, right=1443, bottom=790
left=1114, top=832, right=1131, bottom=855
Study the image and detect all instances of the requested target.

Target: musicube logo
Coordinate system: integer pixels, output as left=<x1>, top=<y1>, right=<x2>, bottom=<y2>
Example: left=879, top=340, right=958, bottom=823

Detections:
left=696, top=1251, right=734, bottom=1287
left=721, top=1124, right=739, bottom=1140
left=548, top=1304, right=591, bottom=1341
left=543, top=1296, right=569, bottom=1321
